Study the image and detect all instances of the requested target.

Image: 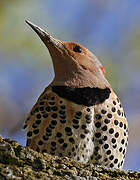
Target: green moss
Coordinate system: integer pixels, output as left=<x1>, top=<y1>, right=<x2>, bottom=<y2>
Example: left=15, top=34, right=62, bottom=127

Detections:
left=0, top=137, right=139, bottom=179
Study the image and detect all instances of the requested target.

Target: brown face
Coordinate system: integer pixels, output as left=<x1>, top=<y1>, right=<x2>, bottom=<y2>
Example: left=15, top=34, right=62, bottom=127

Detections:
left=62, top=42, right=105, bottom=76
left=26, top=20, right=109, bottom=88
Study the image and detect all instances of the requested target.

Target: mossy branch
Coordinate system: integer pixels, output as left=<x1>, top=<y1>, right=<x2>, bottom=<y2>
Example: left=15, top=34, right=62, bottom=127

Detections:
left=0, top=137, right=139, bottom=180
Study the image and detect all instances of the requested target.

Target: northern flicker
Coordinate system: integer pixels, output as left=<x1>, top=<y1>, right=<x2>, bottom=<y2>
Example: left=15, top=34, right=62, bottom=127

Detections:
left=23, top=20, right=128, bottom=169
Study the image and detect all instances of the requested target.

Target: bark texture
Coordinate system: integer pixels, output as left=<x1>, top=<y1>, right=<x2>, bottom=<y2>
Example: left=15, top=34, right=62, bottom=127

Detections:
left=0, top=137, right=139, bottom=180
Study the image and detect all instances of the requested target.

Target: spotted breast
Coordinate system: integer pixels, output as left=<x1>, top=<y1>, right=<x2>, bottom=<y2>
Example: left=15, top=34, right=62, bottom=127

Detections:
left=24, top=20, right=128, bottom=169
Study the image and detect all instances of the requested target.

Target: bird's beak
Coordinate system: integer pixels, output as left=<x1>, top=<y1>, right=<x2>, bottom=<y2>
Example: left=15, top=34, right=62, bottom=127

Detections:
left=25, top=20, right=63, bottom=51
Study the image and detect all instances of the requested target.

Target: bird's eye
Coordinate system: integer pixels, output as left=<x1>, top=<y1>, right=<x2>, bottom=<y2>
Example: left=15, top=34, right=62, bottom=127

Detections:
left=73, top=45, right=82, bottom=53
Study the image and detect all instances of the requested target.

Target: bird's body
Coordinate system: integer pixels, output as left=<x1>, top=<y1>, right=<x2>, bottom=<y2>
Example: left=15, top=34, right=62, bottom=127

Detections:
left=24, top=20, right=128, bottom=169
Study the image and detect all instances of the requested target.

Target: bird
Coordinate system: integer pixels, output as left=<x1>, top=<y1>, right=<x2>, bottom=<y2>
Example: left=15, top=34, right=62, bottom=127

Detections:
left=23, top=20, right=128, bottom=169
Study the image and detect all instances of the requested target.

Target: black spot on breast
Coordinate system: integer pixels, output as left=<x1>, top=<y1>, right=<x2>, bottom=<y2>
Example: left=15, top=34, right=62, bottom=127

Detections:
left=39, top=106, right=44, bottom=111
left=42, top=135, right=48, bottom=141
left=43, top=113, right=48, bottom=118
left=38, top=140, right=43, bottom=146
left=119, top=147, right=122, bottom=152
left=50, top=120, right=56, bottom=126
left=69, top=137, right=75, bottom=144
left=109, top=128, right=114, bottom=134
left=58, top=138, right=64, bottom=144
left=72, top=147, right=75, bottom=152
left=114, top=120, right=118, bottom=126
left=95, top=146, right=99, bottom=151
left=51, top=97, right=55, bottom=100
left=73, top=125, right=79, bottom=129
left=56, top=132, right=62, bottom=138
left=106, top=150, right=111, bottom=155
left=52, top=86, right=111, bottom=106
left=109, top=155, right=114, bottom=160
left=81, top=125, right=86, bottom=129
left=104, top=119, right=110, bottom=124
left=27, top=131, right=32, bottom=137
left=121, top=160, right=124, bottom=166
left=35, top=120, right=41, bottom=125
left=65, top=127, right=72, bottom=136
left=111, top=107, right=116, bottom=112
left=95, top=114, right=102, bottom=120
left=121, top=139, right=125, bottom=144
left=102, top=125, right=108, bottom=131
left=115, top=132, right=119, bottom=138
left=107, top=113, right=112, bottom=118
left=51, top=141, right=56, bottom=146
left=113, top=144, right=117, bottom=149
left=60, top=119, right=66, bottom=124
left=95, top=122, right=101, bottom=128
left=62, top=143, right=67, bottom=150
left=103, top=135, right=107, bottom=141
left=60, top=105, right=66, bottom=109
left=95, top=132, right=101, bottom=138
left=99, top=139, right=103, bottom=144
left=59, top=153, right=62, bottom=157
left=23, top=124, right=27, bottom=129
left=46, top=127, right=52, bottom=136
left=104, top=144, right=109, bottom=149
left=117, top=98, right=120, bottom=103
left=113, top=101, right=116, bottom=105
left=73, top=119, right=79, bottom=124
left=111, top=138, right=116, bottom=144
left=49, top=101, right=55, bottom=106
left=101, top=109, right=107, bottom=114
left=59, top=110, right=65, bottom=115
left=80, top=134, right=85, bottom=139
left=85, top=114, right=92, bottom=124
left=40, top=101, right=45, bottom=105
left=86, top=108, right=90, bottom=112
left=45, top=106, right=51, bottom=112
left=123, top=149, right=125, bottom=154
left=118, top=163, right=120, bottom=168
left=60, top=114, right=66, bottom=119
left=50, top=151, right=55, bottom=155
left=114, top=159, right=118, bottom=164
left=110, top=163, right=114, bottom=168
left=36, top=147, right=40, bottom=152
left=119, top=122, right=123, bottom=128
left=76, top=111, right=82, bottom=116
left=51, top=106, right=58, bottom=111
left=46, top=127, right=51, bottom=133
left=33, top=129, right=39, bottom=134
left=42, top=149, right=47, bottom=153
left=34, top=108, right=39, bottom=113
left=117, top=110, right=121, bottom=116
left=36, top=114, right=41, bottom=119
left=51, top=113, right=57, bottom=119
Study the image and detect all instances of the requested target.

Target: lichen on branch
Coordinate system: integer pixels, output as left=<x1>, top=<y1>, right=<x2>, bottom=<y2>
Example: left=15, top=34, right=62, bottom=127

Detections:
left=0, top=137, right=139, bottom=180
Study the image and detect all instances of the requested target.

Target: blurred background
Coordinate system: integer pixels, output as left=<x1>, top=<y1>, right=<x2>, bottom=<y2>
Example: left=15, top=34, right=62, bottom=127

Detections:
left=0, top=0, right=140, bottom=171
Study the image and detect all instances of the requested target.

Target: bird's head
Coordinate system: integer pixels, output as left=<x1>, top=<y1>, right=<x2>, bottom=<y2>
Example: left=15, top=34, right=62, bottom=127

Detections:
left=26, top=20, right=110, bottom=89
